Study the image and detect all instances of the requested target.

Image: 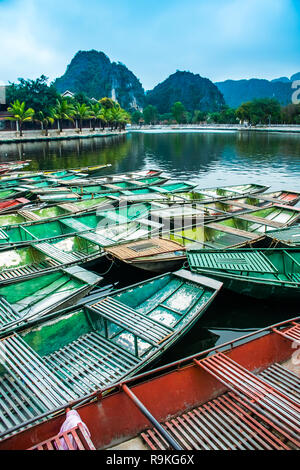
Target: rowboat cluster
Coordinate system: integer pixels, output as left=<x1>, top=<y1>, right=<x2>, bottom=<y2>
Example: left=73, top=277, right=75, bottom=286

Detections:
left=0, top=162, right=299, bottom=451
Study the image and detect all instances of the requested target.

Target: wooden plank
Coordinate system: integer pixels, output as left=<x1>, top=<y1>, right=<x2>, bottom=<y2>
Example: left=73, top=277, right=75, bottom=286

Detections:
left=105, top=238, right=184, bottom=261
left=207, top=222, right=259, bottom=239
left=238, top=214, right=287, bottom=228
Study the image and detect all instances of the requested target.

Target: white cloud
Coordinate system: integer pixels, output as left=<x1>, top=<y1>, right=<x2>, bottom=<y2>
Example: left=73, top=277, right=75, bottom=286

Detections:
left=0, top=0, right=65, bottom=83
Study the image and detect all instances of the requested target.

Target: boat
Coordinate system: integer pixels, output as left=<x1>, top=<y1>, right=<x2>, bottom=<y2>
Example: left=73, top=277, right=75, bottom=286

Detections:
left=0, top=198, right=30, bottom=214
left=265, top=225, right=300, bottom=247
left=0, top=266, right=102, bottom=333
left=260, top=190, right=300, bottom=206
left=0, top=210, right=164, bottom=248
left=0, top=269, right=222, bottom=441
left=0, top=234, right=106, bottom=284
left=186, top=247, right=300, bottom=300
left=176, top=183, right=269, bottom=201
left=104, top=222, right=268, bottom=273
left=1, top=317, right=299, bottom=450
left=0, top=195, right=117, bottom=226
left=19, top=164, right=112, bottom=177
left=61, top=169, right=164, bottom=186
left=35, top=181, right=197, bottom=203
left=208, top=204, right=300, bottom=235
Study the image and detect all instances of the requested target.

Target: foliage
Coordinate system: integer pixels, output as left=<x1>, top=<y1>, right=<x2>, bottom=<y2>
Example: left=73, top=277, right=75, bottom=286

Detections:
left=131, top=110, right=143, bottom=124
left=52, top=99, right=75, bottom=132
left=6, top=76, right=59, bottom=115
left=171, top=102, right=187, bottom=124
left=281, top=104, right=300, bottom=124
left=236, top=98, right=281, bottom=125
left=143, top=105, right=158, bottom=124
left=73, top=103, right=92, bottom=131
left=7, top=100, right=35, bottom=136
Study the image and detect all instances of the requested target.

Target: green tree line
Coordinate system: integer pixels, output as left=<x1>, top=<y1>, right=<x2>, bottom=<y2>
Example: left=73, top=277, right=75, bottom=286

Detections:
left=131, top=99, right=300, bottom=126
left=5, top=76, right=130, bottom=137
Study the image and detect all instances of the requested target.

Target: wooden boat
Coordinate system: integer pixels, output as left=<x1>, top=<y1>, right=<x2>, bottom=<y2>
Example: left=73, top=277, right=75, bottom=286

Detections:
left=0, top=198, right=30, bottom=215
left=61, top=169, right=164, bottom=186
left=177, top=183, right=269, bottom=201
left=105, top=222, right=268, bottom=273
left=210, top=205, right=300, bottom=236
left=0, top=196, right=117, bottom=226
left=0, top=269, right=222, bottom=441
left=19, top=163, right=112, bottom=177
left=1, top=317, right=299, bottom=450
left=0, top=266, right=102, bottom=333
left=187, top=247, right=300, bottom=300
left=0, top=234, right=106, bottom=285
left=0, top=186, right=31, bottom=201
left=260, top=190, right=300, bottom=206
left=35, top=181, right=197, bottom=203
left=265, top=225, right=300, bottom=247
left=0, top=211, right=163, bottom=248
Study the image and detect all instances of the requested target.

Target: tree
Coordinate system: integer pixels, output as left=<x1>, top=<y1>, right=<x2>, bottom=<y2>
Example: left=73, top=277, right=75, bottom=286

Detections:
left=171, top=102, right=186, bottom=124
left=192, top=110, right=207, bottom=124
left=236, top=98, right=281, bottom=125
left=131, top=110, right=143, bottom=125
left=74, top=92, right=91, bottom=105
left=99, top=97, right=116, bottom=110
left=52, top=99, right=75, bottom=132
left=143, top=105, right=158, bottom=124
left=35, top=111, right=54, bottom=136
left=6, top=75, right=59, bottom=115
left=7, top=100, right=35, bottom=137
left=73, top=103, right=92, bottom=132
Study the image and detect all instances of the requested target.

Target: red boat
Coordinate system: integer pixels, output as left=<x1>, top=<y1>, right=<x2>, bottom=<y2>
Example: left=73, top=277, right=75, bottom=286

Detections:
left=0, top=198, right=30, bottom=214
left=0, top=317, right=299, bottom=451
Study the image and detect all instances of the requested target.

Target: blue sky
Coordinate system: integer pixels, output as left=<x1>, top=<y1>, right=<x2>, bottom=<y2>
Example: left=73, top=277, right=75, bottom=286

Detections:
left=0, top=0, right=299, bottom=89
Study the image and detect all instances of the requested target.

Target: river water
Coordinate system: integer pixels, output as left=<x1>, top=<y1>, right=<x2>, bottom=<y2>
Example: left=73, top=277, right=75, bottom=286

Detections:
left=0, top=129, right=299, bottom=363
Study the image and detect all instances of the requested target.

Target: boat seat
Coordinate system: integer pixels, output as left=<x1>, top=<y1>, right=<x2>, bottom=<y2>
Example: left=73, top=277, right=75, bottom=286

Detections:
left=78, top=231, right=112, bottom=247
left=35, top=242, right=78, bottom=264
left=60, top=218, right=91, bottom=232
left=0, top=229, right=9, bottom=240
left=0, top=261, right=59, bottom=283
left=17, top=210, right=42, bottom=221
left=29, top=423, right=96, bottom=450
left=207, top=222, right=259, bottom=239
left=88, top=297, right=174, bottom=347
left=239, top=214, right=284, bottom=228
left=58, top=203, right=80, bottom=213
left=273, top=322, right=300, bottom=343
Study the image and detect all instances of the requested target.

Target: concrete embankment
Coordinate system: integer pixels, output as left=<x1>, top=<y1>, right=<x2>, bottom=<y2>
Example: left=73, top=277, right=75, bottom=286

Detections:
left=0, top=129, right=128, bottom=144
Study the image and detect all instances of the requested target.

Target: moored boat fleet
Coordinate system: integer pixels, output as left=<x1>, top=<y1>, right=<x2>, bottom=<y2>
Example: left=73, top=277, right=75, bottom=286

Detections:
left=0, top=162, right=299, bottom=451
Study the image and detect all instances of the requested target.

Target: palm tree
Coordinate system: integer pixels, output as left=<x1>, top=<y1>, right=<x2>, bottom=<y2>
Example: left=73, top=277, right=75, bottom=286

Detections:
left=7, top=100, right=35, bottom=137
left=73, top=103, right=92, bottom=132
left=109, top=106, right=131, bottom=131
left=35, top=111, right=54, bottom=136
left=52, top=99, right=75, bottom=133
left=89, top=103, right=107, bottom=131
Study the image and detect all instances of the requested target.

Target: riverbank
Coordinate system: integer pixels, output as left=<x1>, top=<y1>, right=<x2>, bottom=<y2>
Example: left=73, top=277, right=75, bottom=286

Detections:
left=0, top=129, right=127, bottom=144
left=130, top=124, right=300, bottom=133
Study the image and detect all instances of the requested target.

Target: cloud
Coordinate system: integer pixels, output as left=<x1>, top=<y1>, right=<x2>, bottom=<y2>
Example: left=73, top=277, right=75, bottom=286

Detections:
left=0, top=0, right=299, bottom=89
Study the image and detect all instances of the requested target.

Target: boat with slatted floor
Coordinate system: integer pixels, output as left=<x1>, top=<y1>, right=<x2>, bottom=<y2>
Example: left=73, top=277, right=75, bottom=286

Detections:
left=0, top=317, right=299, bottom=450
left=186, top=247, right=300, bottom=299
left=0, top=269, right=222, bottom=440
left=264, top=225, right=300, bottom=247
left=0, top=234, right=106, bottom=285
left=0, top=266, right=102, bottom=333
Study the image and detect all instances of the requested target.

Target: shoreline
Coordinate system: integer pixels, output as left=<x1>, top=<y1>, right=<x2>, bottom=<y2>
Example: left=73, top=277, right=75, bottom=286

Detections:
left=0, top=129, right=128, bottom=144
left=130, top=124, right=300, bottom=134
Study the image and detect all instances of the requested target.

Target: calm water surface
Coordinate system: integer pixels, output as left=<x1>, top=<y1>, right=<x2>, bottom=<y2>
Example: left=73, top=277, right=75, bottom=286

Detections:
left=0, top=130, right=299, bottom=363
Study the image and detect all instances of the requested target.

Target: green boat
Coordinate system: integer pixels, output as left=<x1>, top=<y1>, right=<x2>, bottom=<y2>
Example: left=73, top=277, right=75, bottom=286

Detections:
left=265, top=225, right=300, bottom=247
left=209, top=205, right=300, bottom=236
left=0, top=210, right=163, bottom=247
left=0, top=269, right=222, bottom=437
left=0, top=266, right=101, bottom=332
left=186, top=248, right=300, bottom=300
left=35, top=181, right=197, bottom=203
left=0, top=235, right=105, bottom=284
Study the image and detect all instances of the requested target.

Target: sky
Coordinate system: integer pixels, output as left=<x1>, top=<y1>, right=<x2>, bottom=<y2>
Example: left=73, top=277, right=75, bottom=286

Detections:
left=0, top=0, right=299, bottom=90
